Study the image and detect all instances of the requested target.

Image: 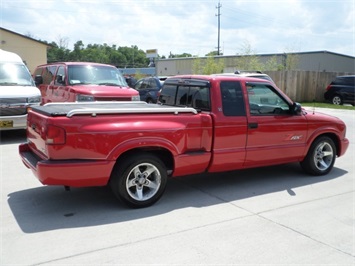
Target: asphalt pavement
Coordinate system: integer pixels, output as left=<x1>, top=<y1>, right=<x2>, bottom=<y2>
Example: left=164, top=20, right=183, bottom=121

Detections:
left=1, top=108, right=354, bottom=265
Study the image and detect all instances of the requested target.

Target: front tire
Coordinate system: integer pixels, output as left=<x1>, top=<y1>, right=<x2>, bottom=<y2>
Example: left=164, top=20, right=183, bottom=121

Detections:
left=300, top=136, right=336, bottom=175
left=110, top=153, right=167, bottom=208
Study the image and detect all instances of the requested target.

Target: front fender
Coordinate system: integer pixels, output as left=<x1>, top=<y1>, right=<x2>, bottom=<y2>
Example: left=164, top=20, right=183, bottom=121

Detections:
left=305, top=126, right=343, bottom=156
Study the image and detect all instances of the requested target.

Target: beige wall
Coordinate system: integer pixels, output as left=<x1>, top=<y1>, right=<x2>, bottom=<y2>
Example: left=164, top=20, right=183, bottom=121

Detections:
left=0, top=29, right=48, bottom=73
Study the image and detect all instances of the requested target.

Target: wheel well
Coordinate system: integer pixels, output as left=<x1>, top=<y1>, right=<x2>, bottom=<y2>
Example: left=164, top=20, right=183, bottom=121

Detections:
left=315, top=133, right=340, bottom=156
left=114, top=147, right=174, bottom=173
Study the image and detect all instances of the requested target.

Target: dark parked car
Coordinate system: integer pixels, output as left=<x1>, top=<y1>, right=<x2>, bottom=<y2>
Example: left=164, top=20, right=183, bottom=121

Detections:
left=134, top=77, right=165, bottom=103
left=324, top=75, right=355, bottom=105
left=124, top=76, right=137, bottom=88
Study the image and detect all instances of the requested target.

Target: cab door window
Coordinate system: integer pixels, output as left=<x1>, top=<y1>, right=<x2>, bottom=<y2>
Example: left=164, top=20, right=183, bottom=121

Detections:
left=135, top=79, right=148, bottom=90
left=247, top=84, right=290, bottom=115
left=55, top=66, right=66, bottom=85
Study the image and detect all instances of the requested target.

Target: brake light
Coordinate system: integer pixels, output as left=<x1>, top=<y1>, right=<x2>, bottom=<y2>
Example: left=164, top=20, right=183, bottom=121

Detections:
left=46, top=125, right=66, bottom=145
left=326, top=85, right=332, bottom=91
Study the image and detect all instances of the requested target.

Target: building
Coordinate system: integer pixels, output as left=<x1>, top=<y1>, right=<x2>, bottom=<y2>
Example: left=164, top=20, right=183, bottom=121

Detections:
left=118, top=67, right=155, bottom=77
left=0, top=27, right=49, bottom=73
left=155, top=51, right=355, bottom=76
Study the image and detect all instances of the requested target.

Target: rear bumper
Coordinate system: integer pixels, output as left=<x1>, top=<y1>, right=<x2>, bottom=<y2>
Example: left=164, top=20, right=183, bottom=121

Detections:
left=0, top=114, right=27, bottom=131
left=19, top=143, right=115, bottom=187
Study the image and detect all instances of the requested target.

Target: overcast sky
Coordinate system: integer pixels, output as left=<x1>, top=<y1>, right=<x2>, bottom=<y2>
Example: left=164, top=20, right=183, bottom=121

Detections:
left=1, top=0, right=354, bottom=57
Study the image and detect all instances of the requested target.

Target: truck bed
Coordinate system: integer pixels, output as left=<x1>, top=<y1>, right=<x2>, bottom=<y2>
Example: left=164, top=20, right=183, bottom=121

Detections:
left=32, top=101, right=198, bottom=117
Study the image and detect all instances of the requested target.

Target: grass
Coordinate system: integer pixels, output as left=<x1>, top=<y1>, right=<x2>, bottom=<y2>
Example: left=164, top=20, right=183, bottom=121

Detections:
left=300, top=102, right=355, bottom=110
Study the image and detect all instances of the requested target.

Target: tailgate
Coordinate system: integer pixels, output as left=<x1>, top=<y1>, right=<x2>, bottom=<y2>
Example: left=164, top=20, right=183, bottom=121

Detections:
left=26, top=110, right=49, bottom=159
left=26, top=110, right=66, bottom=159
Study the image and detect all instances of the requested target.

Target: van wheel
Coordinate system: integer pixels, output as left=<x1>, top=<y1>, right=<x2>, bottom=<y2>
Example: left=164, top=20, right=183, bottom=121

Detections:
left=300, top=136, right=336, bottom=176
left=331, top=95, right=343, bottom=105
left=110, top=153, right=167, bottom=208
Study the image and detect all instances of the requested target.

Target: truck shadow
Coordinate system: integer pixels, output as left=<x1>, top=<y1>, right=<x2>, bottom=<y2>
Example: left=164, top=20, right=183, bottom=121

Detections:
left=8, top=163, right=347, bottom=234
left=0, top=129, right=26, bottom=145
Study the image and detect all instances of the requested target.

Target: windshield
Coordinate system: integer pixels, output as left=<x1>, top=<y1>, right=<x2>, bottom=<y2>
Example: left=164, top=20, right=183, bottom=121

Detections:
left=0, top=63, right=35, bottom=86
left=68, top=65, right=128, bottom=86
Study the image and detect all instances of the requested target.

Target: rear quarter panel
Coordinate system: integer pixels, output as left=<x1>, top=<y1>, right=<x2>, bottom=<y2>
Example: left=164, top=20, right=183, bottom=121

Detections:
left=29, top=112, right=213, bottom=162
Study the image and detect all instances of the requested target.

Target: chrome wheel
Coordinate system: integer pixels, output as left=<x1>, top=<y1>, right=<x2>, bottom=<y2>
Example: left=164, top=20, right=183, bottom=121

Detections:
left=110, top=153, right=167, bottom=208
left=332, top=95, right=342, bottom=105
left=300, top=136, right=336, bottom=176
left=126, top=163, right=161, bottom=201
left=313, top=141, right=334, bottom=171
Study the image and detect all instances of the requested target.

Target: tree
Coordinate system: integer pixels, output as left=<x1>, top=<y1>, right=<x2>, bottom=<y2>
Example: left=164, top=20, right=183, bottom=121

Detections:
left=235, top=41, right=263, bottom=71
left=264, top=56, right=284, bottom=71
left=68, top=40, right=85, bottom=61
left=168, top=52, right=193, bottom=58
left=192, top=57, right=224, bottom=75
left=283, top=53, right=299, bottom=70
left=205, top=51, right=222, bottom=56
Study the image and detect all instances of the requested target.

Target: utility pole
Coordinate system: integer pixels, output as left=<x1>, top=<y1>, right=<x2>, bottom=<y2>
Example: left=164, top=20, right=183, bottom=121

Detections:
left=216, top=1, right=222, bottom=55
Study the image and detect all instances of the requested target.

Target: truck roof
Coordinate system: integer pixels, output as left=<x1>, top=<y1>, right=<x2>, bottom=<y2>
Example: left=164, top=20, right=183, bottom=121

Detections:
left=0, top=49, right=24, bottom=63
left=164, top=74, right=274, bottom=84
left=35, top=62, right=117, bottom=68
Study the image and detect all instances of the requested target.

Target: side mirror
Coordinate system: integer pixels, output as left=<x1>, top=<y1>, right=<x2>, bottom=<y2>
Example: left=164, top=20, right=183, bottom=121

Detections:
left=292, top=102, right=302, bottom=115
left=56, top=75, right=65, bottom=84
left=34, top=75, right=43, bottom=86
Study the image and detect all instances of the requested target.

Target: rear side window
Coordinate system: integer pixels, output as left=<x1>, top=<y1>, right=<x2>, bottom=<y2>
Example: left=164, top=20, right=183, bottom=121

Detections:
left=159, top=84, right=210, bottom=111
left=42, top=66, right=57, bottom=85
left=220, top=81, right=246, bottom=116
left=33, top=67, right=43, bottom=77
left=334, top=76, right=355, bottom=86
left=159, top=85, right=176, bottom=105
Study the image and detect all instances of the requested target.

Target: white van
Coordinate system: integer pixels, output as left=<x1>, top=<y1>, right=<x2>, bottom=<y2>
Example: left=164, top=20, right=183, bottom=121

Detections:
left=0, top=49, right=41, bottom=130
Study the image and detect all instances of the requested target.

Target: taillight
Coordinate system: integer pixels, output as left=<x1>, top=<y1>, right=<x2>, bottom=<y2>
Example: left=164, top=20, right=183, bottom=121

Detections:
left=326, top=85, right=332, bottom=91
left=46, top=125, right=66, bottom=145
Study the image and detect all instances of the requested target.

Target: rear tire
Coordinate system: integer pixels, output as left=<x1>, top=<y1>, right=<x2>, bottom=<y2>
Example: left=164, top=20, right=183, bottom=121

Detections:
left=110, top=153, right=167, bottom=208
left=300, top=136, right=336, bottom=176
left=331, top=95, right=343, bottom=105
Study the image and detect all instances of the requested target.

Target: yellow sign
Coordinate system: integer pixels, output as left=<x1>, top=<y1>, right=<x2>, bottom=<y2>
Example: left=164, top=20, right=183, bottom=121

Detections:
left=146, top=49, right=158, bottom=58
left=146, top=49, right=157, bottom=54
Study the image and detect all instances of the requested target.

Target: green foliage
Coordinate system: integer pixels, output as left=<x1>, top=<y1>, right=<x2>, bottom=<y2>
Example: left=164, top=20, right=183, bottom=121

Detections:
left=235, top=41, right=263, bottom=71
left=168, top=52, right=193, bottom=58
left=133, top=70, right=145, bottom=80
left=234, top=40, right=300, bottom=71
left=192, top=57, right=225, bottom=75
left=264, top=56, right=284, bottom=71
left=205, top=51, right=222, bottom=56
left=284, top=53, right=299, bottom=70
left=47, top=40, right=149, bottom=67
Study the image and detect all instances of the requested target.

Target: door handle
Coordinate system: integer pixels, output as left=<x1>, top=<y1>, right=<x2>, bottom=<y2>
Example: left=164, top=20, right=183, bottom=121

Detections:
left=248, top=123, right=258, bottom=129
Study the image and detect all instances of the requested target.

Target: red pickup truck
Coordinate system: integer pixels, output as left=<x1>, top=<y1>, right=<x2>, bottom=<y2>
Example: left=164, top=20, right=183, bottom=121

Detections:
left=19, top=74, right=349, bottom=208
left=33, top=62, right=140, bottom=104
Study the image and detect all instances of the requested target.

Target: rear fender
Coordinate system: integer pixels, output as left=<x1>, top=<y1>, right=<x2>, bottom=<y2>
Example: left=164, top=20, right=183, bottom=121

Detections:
left=107, top=137, right=179, bottom=161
